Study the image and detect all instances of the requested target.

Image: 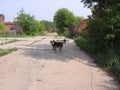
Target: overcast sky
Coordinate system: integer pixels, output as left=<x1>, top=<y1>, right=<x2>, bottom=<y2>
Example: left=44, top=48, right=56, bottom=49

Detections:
left=0, top=0, right=91, bottom=22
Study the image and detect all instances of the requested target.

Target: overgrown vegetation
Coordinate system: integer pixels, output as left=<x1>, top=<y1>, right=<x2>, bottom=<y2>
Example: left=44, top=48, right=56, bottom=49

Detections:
left=15, top=9, right=45, bottom=36
left=0, top=48, right=17, bottom=57
left=75, top=0, right=120, bottom=82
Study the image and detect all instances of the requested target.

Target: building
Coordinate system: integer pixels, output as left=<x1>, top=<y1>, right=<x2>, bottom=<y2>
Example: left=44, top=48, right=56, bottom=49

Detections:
left=74, top=19, right=89, bottom=35
left=0, top=14, right=22, bottom=35
left=5, top=22, right=15, bottom=32
left=0, top=14, right=15, bottom=31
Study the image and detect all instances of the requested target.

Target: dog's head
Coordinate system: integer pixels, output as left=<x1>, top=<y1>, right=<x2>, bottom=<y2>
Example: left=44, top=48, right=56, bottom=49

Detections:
left=50, top=40, right=55, bottom=45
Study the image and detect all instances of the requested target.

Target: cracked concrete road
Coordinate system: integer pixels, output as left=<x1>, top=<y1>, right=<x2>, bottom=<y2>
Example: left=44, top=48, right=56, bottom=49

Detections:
left=0, top=35, right=120, bottom=90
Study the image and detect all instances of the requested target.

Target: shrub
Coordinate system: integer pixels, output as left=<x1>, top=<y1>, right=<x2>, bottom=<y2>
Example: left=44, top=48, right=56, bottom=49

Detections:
left=0, top=23, right=5, bottom=34
left=74, top=36, right=95, bottom=53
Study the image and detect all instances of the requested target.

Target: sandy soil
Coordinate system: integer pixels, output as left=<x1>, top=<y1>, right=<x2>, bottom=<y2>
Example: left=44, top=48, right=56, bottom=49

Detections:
left=0, top=35, right=120, bottom=90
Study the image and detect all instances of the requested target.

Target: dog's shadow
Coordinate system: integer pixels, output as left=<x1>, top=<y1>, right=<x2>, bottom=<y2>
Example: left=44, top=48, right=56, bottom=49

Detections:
left=22, top=43, right=68, bottom=62
left=22, top=41, right=95, bottom=65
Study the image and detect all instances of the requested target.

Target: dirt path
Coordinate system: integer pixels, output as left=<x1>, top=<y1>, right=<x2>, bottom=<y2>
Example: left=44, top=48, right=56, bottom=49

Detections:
left=0, top=35, right=119, bottom=90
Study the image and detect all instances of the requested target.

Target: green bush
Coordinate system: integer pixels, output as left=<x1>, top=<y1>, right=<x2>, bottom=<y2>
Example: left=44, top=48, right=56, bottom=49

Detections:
left=107, top=48, right=120, bottom=81
left=0, top=23, right=5, bottom=34
left=0, top=48, right=17, bottom=57
left=74, top=36, right=95, bottom=53
left=15, top=9, right=45, bottom=36
left=0, top=23, right=5, bottom=30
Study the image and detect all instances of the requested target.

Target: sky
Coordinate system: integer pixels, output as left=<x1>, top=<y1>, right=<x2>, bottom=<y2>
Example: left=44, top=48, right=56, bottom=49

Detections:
left=0, top=0, right=92, bottom=22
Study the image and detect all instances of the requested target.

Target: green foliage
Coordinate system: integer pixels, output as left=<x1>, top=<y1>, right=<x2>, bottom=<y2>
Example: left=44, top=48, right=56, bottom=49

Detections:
left=81, top=0, right=120, bottom=47
left=30, top=20, right=45, bottom=35
left=63, top=27, right=71, bottom=37
left=0, top=33, right=29, bottom=37
left=40, top=20, right=56, bottom=31
left=80, top=0, right=120, bottom=82
left=74, top=36, right=95, bottom=53
left=54, top=8, right=77, bottom=35
left=0, top=24, right=5, bottom=32
left=15, top=9, right=45, bottom=35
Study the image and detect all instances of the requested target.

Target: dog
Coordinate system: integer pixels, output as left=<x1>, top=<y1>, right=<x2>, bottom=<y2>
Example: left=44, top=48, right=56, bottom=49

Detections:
left=50, top=39, right=66, bottom=52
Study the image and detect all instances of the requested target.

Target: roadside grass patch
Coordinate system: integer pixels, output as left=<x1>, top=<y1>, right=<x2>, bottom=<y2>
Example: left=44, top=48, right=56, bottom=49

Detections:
left=0, top=48, right=17, bottom=57
left=74, top=36, right=95, bottom=54
left=0, top=33, right=29, bottom=37
left=0, top=39, right=19, bottom=46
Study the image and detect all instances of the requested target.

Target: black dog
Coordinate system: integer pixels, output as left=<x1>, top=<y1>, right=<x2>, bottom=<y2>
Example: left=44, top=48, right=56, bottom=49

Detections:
left=50, top=39, right=66, bottom=52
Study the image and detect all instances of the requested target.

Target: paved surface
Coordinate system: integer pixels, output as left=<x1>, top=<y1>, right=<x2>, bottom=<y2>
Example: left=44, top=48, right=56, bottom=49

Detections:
left=0, top=35, right=120, bottom=90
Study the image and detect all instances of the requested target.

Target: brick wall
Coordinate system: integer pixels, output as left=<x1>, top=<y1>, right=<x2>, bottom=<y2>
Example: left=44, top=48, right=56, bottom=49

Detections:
left=5, top=22, right=15, bottom=31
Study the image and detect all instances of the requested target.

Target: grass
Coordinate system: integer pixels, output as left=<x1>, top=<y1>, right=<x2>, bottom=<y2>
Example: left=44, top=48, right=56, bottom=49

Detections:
left=0, top=32, right=35, bottom=38
left=0, top=39, right=19, bottom=46
left=0, top=48, right=17, bottom=57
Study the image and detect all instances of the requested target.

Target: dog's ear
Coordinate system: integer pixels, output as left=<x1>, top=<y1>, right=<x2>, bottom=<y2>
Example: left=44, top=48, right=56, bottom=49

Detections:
left=50, top=40, right=53, bottom=44
left=50, top=40, right=55, bottom=44
left=64, top=39, right=66, bottom=43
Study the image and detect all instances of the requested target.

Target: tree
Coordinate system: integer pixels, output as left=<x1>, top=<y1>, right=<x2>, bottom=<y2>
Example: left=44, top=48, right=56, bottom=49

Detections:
left=40, top=20, right=56, bottom=31
left=0, top=23, right=5, bottom=30
left=54, top=8, right=77, bottom=36
left=15, top=9, right=45, bottom=35
left=81, top=0, right=120, bottom=47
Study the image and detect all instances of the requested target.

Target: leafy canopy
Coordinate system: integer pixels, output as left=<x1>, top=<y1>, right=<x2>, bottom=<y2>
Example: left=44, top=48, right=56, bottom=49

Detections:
left=81, top=0, right=120, bottom=47
left=54, top=8, right=77, bottom=35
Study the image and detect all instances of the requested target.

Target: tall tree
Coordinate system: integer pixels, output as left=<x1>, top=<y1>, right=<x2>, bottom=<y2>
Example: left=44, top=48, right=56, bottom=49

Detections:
left=54, top=8, right=77, bottom=36
left=81, top=0, right=120, bottom=47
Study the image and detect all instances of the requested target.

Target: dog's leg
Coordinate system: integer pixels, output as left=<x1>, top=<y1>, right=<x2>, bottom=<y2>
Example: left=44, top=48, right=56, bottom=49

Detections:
left=59, top=45, right=63, bottom=52
left=53, top=47, right=57, bottom=53
left=59, top=47, right=62, bottom=52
